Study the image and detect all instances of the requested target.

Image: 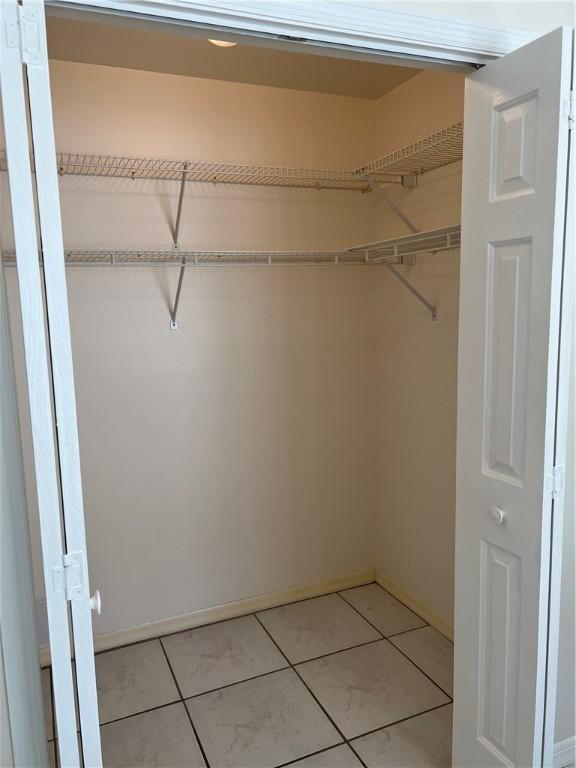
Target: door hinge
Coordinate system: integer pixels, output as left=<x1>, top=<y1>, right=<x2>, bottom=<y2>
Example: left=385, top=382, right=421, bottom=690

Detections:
left=549, top=465, right=564, bottom=500
left=565, top=92, right=575, bottom=130
left=5, top=6, right=42, bottom=66
left=52, top=551, right=87, bottom=601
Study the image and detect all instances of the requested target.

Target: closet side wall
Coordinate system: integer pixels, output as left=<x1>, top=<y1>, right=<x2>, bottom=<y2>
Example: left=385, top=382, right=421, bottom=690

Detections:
left=372, top=70, right=464, bottom=633
left=3, top=61, right=380, bottom=637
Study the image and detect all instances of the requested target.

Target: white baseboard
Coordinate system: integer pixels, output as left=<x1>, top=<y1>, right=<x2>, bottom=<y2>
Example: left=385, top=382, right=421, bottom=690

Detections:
left=555, top=737, right=576, bottom=768
left=375, top=570, right=454, bottom=641
left=40, top=569, right=375, bottom=666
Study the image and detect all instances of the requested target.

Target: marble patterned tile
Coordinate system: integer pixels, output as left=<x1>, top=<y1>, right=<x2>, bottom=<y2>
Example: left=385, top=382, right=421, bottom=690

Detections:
left=289, top=744, right=363, bottom=767
left=340, top=584, right=426, bottom=637
left=186, top=668, right=340, bottom=767
left=162, top=615, right=287, bottom=697
left=389, top=627, right=453, bottom=696
left=257, top=594, right=380, bottom=663
left=101, top=703, right=206, bottom=767
left=296, top=640, right=449, bottom=739
left=351, top=705, right=453, bottom=767
left=95, top=640, right=179, bottom=723
left=41, top=667, right=54, bottom=740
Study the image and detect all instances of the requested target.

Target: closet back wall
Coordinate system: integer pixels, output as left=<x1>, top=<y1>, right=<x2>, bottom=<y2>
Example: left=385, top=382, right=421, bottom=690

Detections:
left=4, top=61, right=381, bottom=636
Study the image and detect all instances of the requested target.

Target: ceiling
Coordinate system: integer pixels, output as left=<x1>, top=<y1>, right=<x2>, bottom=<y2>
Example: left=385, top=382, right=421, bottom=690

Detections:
left=46, top=16, right=421, bottom=100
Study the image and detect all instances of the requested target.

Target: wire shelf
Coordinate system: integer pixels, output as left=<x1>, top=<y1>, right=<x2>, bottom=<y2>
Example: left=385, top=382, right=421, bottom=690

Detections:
left=0, top=151, right=378, bottom=192
left=2, top=226, right=461, bottom=267
left=0, top=123, right=463, bottom=192
left=349, top=225, right=461, bottom=260
left=355, top=123, right=463, bottom=179
left=1, top=249, right=369, bottom=266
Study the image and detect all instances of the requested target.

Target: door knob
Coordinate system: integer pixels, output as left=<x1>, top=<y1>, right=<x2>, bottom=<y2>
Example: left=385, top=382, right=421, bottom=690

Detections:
left=90, top=590, right=102, bottom=615
left=490, top=506, right=505, bottom=525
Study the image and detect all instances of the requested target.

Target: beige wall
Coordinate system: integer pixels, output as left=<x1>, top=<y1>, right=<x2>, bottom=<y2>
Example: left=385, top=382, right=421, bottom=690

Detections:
left=371, top=70, right=463, bottom=629
left=4, top=62, right=467, bottom=639
left=4, top=61, right=385, bottom=635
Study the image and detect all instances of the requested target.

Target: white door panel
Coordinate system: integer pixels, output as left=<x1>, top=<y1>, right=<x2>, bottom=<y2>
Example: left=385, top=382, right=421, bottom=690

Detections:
left=0, top=2, right=80, bottom=765
left=0, top=1, right=102, bottom=765
left=22, top=1, right=102, bottom=763
left=454, top=26, right=573, bottom=768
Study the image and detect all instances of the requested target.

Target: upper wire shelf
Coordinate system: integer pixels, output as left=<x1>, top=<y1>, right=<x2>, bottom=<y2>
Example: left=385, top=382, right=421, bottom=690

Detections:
left=355, top=123, right=463, bottom=179
left=0, top=123, right=463, bottom=191
left=0, top=151, right=374, bottom=192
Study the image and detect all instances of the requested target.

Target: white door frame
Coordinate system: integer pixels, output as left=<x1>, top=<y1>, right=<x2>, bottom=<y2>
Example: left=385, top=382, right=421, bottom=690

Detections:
left=46, top=0, right=535, bottom=67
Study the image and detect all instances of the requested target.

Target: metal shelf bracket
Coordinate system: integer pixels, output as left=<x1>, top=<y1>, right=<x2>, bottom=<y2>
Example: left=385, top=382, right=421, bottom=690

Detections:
left=170, top=163, right=188, bottom=330
left=382, top=258, right=437, bottom=320
left=364, top=175, right=418, bottom=234
left=360, top=175, right=437, bottom=320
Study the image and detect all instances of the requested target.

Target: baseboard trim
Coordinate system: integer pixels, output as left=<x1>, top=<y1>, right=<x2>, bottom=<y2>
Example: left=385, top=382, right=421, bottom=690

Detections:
left=555, top=736, right=576, bottom=768
left=40, top=569, right=375, bottom=666
left=375, top=570, right=454, bottom=641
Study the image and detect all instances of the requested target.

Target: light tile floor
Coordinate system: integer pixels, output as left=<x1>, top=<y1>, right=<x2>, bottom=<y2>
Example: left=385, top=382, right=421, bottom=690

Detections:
left=43, top=582, right=453, bottom=768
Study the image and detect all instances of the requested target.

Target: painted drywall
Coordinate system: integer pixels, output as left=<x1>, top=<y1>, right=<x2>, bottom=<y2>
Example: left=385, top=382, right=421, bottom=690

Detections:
left=4, top=61, right=383, bottom=635
left=382, top=1, right=575, bottom=35
left=371, top=69, right=463, bottom=630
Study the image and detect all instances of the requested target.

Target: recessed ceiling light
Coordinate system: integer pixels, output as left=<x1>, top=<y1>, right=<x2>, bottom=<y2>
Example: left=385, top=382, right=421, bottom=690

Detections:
left=208, top=39, right=237, bottom=48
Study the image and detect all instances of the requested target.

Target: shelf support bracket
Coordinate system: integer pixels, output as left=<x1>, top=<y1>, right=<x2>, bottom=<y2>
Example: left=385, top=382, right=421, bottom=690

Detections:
left=362, top=176, right=436, bottom=320
left=170, top=163, right=188, bottom=330
left=173, top=162, right=188, bottom=249
left=364, top=174, right=418, bottom=234
left=170, top=257, right=186, bottom=330
left=376, top=254, right=437, bottom=321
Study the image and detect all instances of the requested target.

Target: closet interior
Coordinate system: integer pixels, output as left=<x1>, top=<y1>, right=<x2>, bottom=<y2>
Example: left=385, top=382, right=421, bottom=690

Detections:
left=2, top=10, right=465, bottom=767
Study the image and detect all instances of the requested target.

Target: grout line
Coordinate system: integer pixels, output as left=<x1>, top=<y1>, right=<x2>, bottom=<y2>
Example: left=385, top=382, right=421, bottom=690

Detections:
left=54, top=580, right=427, bottom=664
left=338, top=584, right=430, bottom=638
left=97, top=700, right=182, bottom=729
left=338, top=587, right=453, bottom=700
left=288, top=637, right=384, bottom=666
left=47, top=584, right=453, bottom=768
left=274, top=741, right=348, bottom=768
left=346, top=739, right=369, bottom=768
left=158, top=638, right=212, bottom=768
left=339, top=582, right=430, bottom=635
left=385, top=637, right=453, bottom=701
left=182, top=665, right=291, bottom=701
left=385, top=624, right=429, bottom=640
left=348, top=700, right=453, bottom=743
left=254, top=587, right=370, bottom=617
left=336, top=591, right=387, bottom=638
left=274, top=742, right=346, bottom=768
left=253, top=613, right=349, bottom=746
left=91, top=587, right=378, bottom=660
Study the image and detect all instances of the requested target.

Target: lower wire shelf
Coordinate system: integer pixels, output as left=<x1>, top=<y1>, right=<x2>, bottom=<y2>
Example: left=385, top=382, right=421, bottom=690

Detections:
left=2, top=225, right=460, bottom=323
left=1, top=226, right=461, bottom=268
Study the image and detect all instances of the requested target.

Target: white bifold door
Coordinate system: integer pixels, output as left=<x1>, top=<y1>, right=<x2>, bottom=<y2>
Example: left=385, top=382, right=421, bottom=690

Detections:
left=454, top=26, right=573, bottom=768
left=0, top=0, right=102, bottom=766
left=0, top=2, right=573, bottom=767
